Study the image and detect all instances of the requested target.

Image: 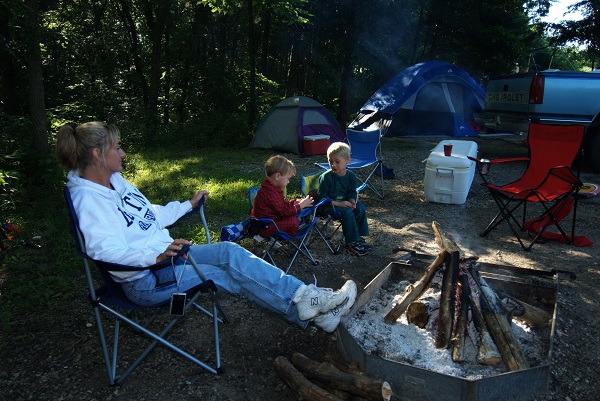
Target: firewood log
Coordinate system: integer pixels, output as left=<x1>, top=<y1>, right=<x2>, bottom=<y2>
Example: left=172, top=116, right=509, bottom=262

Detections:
left=435, top=251, right=460, bottom=349
left=497, top=291, right=552, bottom=328
left=406, top=301, right=429, bottom=328
left=468, top=268, right=530, bottom=371
left=274, top=356, right=344, bottom=401
left=383, top=250, right=448, bottom=324
left=432, top=221, right=464, bottom=259
left=451, top=273, right=469, bottom=362
left=291, top=353, right=393, bottom=401
left=467, top=275, right=501, bottom=365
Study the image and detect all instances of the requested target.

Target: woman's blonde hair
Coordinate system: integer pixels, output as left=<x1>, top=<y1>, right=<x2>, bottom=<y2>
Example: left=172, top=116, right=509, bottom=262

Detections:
left=265, top=155, right=296, bottom=177
left=56, top=121, right=120, bottom=171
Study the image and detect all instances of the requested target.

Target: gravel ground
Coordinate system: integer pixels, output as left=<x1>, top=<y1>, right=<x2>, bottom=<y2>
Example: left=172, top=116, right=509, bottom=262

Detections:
left=2, top=135, right=599, bottom=400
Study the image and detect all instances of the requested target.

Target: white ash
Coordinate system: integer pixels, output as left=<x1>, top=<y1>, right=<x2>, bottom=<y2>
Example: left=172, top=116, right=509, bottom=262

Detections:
left=345, top=278, right=550, bottom=379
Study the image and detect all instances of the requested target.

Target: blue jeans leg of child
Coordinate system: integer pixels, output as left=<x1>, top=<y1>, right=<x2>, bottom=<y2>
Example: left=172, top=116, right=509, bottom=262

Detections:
left=121, top=241, right=309, bottom=328
left=337, top=207, right=361, bottom=244
left=354, top=202, right=368, bottom=237
left=336, top=202, right=369, bottom=244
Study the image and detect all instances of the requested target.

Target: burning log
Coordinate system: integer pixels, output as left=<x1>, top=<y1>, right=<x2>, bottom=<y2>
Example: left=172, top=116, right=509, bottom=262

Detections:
left=274, top=356, right=344, bottom=401
left=468, top=267, right=530, bottom=371
left=383, top=250, right=448, bottom=324
left=291, top=353, right=393, bottom=401
left=436, top=251, right=460, bottom=349
left=451, top=273, right=470, bottom=362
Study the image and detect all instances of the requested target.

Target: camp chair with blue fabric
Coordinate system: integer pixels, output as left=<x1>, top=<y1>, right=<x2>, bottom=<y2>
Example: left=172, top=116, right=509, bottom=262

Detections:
left=316, top=129, right=384, bottom=199
left=64, top=187, right=228, bottom=385
left=244, top=186, right=326, bottom=273
left=299, top=169, right=365, bottom=254
left=473, top=123, right=590, bottom=251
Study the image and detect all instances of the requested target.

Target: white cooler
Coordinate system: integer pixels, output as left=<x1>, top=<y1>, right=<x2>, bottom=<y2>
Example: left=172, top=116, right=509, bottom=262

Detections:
left=424, top=140, right=478, bottom=204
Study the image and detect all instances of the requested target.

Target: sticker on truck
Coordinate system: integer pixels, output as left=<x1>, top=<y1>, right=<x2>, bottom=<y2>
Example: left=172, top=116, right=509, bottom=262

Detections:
left=486, top=92, right=528, bottom=104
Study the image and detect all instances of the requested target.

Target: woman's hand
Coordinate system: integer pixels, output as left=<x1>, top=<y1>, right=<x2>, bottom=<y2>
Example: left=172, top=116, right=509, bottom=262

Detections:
left=156, top=239, right=192, bottom=263
left=190, top=190, right=209, bottom=209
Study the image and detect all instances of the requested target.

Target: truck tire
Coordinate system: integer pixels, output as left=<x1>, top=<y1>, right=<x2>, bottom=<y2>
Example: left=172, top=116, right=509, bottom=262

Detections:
left=585, top=133, right=600, bottom=172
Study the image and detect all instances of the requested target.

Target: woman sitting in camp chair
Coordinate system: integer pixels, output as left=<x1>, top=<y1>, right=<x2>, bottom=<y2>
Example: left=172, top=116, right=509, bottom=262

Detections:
left=56, top=121, right=356, bottom=333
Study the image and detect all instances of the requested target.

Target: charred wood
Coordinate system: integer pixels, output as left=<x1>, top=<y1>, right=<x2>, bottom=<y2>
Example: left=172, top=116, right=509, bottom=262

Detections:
left=384, top=250, right=448, bottom=324
left=436, top=251, right=460, bottom=349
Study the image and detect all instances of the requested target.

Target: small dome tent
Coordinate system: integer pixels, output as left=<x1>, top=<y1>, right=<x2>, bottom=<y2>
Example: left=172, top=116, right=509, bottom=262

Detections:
left=249, top=96, right=345, bottom=155
left=350, top=61, right=485, bottom=137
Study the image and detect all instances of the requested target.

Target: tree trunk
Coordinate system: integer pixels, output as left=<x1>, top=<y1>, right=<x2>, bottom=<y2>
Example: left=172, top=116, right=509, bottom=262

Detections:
left=24, top=0, right=48, bottom=154
left=260, top=9, right=271, bottom=77
left=0, top=9, right=21, bottom=115
left=143, top=0, right=171, bottom=137
left=247, top=0, right=257, bottom=126
left=117, top=0, right=149, bottom=107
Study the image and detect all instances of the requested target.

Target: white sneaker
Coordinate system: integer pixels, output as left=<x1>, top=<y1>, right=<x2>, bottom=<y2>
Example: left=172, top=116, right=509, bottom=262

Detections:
left=313, top=290, right=357, bottom=333
left=295, top=280, right=357, bottom=321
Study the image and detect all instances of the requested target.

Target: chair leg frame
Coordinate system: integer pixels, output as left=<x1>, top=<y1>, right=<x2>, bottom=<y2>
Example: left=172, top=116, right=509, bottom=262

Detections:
left=315, top=218, right=343, bottom=254
left=88, top=257, right=227, bottom=386
left=351, top=162, right=385, bottom=199
left=260, top=232, right=321, bottom=274
left=482, top=190, right=578, bottom=251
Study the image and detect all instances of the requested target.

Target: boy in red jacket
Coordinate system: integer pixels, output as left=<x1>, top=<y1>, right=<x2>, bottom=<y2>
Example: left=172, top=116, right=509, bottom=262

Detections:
left=252, top=155, right=314, bottom=237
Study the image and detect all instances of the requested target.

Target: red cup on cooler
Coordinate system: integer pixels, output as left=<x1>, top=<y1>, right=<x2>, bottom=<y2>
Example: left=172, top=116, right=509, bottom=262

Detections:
left=444, top=144, right=453, bottom=156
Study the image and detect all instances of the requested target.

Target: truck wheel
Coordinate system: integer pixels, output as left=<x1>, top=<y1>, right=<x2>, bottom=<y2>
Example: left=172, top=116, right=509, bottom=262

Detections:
left=585, top=133, right=600, bottom=172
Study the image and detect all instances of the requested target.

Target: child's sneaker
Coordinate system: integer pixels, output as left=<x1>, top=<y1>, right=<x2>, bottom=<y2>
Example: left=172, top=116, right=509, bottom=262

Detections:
left=346, top=241, right=368, bottom=256
left=313, top=289, right=357, bottom=333
left=295, top=280, right=357, bottom=321
left=359, top=237, right=372, bottom=250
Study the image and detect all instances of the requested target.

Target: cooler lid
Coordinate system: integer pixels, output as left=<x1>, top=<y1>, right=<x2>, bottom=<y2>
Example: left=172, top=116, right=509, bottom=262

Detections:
left=304, top=134, right=330, bottom=141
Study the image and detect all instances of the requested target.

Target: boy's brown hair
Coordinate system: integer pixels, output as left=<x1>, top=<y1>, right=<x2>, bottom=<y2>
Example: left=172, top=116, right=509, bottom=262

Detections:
left=265, top=155, right=296, bottom=177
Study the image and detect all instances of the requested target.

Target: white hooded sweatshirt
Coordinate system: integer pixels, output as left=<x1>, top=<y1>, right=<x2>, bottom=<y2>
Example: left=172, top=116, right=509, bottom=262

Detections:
left=67, top=171, right=193, bottom=282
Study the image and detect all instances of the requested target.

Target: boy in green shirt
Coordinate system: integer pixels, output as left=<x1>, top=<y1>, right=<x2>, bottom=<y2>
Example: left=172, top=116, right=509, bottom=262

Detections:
left=316, top=142, right=370, bottom=256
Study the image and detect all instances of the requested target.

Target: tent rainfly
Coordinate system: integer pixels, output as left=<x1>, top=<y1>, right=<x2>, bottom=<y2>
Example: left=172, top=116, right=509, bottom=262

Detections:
left=350, top=61, right=485, bottom=137
left=249, top=96, right=345, bottom=156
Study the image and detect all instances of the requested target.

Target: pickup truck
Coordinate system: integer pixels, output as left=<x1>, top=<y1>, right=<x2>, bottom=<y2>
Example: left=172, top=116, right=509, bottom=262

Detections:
left=474, top=70, right=600, bottom=172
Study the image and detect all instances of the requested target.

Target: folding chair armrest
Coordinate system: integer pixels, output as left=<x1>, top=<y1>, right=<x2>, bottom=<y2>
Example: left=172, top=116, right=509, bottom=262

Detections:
left=468, top=156, right=530, bottom=181
left=298, top=198, right=329, bottom=218
left=95, top=244, right=192, bottom=273
left=546, top=166, right=583, bottom=186
left=468, top=156, right=529, bottom=165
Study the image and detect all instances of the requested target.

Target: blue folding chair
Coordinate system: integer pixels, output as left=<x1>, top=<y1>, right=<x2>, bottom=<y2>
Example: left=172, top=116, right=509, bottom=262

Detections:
left=64, top=187, right=228, bottom=386
left=221, top=187, right=325, bottom=273
left=316, top=129, right=384, bottom=199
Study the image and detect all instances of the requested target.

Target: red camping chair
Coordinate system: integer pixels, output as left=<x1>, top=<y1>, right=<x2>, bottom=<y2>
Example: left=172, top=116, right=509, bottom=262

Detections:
left=473, top=123, right=587, bottom=251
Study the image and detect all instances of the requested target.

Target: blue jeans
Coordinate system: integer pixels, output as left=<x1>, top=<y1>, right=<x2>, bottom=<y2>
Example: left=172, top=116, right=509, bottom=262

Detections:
left=334, top=202, right=368, bottom=244
left=121, top=242, right=308, bottom=328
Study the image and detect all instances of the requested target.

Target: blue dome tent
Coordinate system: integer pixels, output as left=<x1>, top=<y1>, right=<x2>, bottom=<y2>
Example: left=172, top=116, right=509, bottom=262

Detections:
left=350, top=61, right=485, bottom=137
